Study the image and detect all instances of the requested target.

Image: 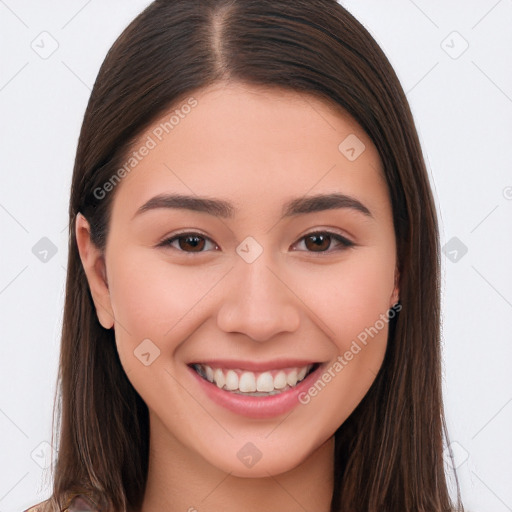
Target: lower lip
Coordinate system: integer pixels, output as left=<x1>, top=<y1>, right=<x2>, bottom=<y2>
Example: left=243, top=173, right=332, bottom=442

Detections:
left=187, top=363, right=325, bottom=419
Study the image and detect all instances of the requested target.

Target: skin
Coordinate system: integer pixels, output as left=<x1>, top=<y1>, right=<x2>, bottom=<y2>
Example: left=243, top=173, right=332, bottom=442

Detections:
left=76, top=82, right=399, bottom=512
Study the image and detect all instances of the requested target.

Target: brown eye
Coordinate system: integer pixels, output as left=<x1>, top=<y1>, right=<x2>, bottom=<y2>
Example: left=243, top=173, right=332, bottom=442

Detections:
left=159, top=230, right=354, bottom=255
left=295, top=231, right=355, bottom=253
left=304, top=233, right=331, bottom=251
left=159, top=233, right=217, bottom=253
left=177, top=234, right=205, bottom=252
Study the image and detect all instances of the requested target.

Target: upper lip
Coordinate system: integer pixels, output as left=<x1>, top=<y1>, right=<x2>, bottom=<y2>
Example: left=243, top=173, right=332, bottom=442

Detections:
left=188, top=359, right=322, bottom=372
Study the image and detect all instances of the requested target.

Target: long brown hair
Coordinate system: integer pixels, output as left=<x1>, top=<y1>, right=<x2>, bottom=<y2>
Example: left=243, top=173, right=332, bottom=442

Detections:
left=44, top=1, right=464, bottom=510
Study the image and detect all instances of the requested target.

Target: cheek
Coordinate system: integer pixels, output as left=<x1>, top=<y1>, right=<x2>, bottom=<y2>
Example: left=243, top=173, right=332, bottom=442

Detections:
left=107, top=240, right=395, bottom=372
left=293, top=253, right=395, bottom=425
left=109, top=244, right=395, bottom=338
left=294, top=249, right=396, bottom=346
left=106, top=249, right=222, bottom=357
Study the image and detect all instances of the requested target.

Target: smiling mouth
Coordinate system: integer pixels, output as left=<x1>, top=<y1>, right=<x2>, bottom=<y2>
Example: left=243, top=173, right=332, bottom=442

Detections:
left=190, top=362, right=320, bottom=396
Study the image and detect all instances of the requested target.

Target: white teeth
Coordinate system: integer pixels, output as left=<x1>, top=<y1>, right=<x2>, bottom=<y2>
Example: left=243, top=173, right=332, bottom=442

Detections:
left=286, top=369, right=298, bottom=387
left=205, top=365, right=214, bottom=383
left=225, top=370, right=239, bottom=390
left=213, top=368, right=225, bottom=389
left=273, top=371, right=287, bottom=389
left=239, top=372, right=257, bottom=392
left=256, top=372, right=274, bottom=392
left=193, top=363, right=314, bottom=394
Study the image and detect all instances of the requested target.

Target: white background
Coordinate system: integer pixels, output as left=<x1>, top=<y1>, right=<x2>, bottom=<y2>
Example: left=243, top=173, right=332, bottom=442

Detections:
left=0, top=1, right=511, bottom=511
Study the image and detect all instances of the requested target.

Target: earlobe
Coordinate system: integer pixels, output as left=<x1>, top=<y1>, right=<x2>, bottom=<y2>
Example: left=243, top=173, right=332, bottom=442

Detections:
left=75, top=213, right=115, bottom=330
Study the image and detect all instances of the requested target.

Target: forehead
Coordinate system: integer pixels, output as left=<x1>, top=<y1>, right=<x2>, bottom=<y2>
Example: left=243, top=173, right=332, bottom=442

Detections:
left=109, top=82, right=387, bottom=220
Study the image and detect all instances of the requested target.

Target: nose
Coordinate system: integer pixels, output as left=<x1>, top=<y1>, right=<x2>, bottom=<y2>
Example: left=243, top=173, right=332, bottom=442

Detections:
left=216, top=251, right=301, bottom=342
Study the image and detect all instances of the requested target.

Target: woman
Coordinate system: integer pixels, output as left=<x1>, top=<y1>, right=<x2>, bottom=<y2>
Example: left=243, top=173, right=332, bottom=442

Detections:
left=26, top=0, right=464, bottom=510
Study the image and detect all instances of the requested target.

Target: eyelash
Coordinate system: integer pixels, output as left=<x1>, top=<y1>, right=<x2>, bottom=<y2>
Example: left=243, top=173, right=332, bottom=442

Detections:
left=157, top=230, right=355, bottom=255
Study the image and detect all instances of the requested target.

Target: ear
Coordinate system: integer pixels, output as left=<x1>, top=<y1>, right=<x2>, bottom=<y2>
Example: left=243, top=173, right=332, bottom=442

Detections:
left=75, top=213, right=115, bottom=329
left=389, top=266, right=400, bottom=308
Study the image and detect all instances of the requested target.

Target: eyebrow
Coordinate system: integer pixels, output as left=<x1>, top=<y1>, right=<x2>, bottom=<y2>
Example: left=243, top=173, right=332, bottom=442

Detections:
left=133, top=192, right=373, bottom=220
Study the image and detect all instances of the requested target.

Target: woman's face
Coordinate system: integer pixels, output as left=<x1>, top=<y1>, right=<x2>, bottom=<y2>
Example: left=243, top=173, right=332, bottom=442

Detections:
left=78, top=82, right=399, bottom=477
